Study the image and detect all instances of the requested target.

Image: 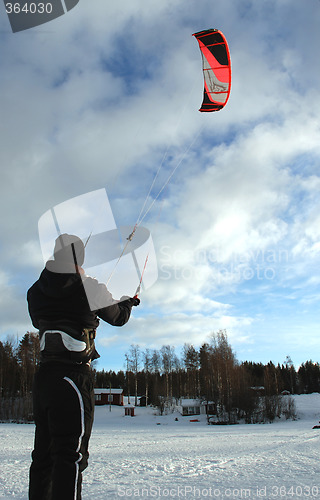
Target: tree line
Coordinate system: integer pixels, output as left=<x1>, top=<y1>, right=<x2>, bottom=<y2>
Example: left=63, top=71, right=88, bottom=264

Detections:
left=0, top=332, right=39, bottom=421
left=97, top=332, right=318, bottom=423
left=1, top=330, right=320, bottom=422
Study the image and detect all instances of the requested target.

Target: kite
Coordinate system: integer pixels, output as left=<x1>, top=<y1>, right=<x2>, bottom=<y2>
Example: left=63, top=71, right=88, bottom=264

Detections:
left=193, top=29, right=231, bottom=112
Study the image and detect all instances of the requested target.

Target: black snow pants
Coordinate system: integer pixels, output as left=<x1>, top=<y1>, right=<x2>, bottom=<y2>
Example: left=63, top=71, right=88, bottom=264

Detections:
left=29, top=363, right=95, bottom=500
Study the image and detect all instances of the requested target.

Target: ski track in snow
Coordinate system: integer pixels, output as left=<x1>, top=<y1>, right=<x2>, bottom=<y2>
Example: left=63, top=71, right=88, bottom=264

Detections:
left=0, top=395, right=320, bottom=499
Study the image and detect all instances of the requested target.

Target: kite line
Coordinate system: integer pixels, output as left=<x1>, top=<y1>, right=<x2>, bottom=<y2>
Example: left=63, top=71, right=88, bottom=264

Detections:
left=104, top=128, right=203, bottom=293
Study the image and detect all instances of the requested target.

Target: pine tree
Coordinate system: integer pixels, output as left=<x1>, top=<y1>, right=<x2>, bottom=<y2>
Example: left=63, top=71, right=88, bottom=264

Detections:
left=17, top=332, right=40, bottom=396
left=183, top=343, right=200, bottom=398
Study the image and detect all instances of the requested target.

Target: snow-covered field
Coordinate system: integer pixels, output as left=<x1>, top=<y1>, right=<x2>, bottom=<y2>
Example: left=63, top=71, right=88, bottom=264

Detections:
left=0, top=394, right=320, bottom=499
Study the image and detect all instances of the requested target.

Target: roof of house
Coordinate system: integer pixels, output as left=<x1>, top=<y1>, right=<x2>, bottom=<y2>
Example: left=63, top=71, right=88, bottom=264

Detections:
left=94, top=388, right=123, bottom=394
left=180, top=398, right=201, bottom=406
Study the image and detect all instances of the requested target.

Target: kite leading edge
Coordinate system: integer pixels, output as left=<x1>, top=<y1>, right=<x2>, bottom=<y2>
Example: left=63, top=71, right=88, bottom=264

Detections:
left=193, top=28, right=231, bottom=112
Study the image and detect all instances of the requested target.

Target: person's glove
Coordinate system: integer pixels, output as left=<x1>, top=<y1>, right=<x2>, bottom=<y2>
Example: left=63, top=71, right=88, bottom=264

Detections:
left=131, top=296, right=140, bottom=306
left=119, top=295, right=140, bottom=307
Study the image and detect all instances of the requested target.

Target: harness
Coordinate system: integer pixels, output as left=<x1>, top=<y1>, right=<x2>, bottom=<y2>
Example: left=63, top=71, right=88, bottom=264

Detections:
left=38, top=321, right=99, bottom=364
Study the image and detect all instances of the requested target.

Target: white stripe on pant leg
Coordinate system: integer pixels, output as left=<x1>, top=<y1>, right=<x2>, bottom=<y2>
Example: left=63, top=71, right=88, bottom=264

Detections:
left=64, top=377, right=85, bottom=500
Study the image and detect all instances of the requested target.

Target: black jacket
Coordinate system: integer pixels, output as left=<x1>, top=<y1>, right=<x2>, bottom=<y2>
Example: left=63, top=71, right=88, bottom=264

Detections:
left=27, top=261, right=133, bottom=364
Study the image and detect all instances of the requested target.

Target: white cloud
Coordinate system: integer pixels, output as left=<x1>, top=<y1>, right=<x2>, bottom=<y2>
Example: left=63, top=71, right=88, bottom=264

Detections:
left=0, top=271, right=30, bottom=335
left=99, top=310, right=254, bottom=352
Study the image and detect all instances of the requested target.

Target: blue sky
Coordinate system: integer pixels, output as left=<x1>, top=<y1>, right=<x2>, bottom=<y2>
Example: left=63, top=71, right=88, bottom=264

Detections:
left=1, top=0, right=320, bottom=372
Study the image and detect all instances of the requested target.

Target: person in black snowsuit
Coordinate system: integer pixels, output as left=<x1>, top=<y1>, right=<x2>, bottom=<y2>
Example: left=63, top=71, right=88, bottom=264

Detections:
left=27, top=233, right=139, bottom=500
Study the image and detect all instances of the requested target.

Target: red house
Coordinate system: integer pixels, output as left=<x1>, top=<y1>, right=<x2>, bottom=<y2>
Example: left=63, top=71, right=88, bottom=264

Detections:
left=94, top=388, right=124, bottom=406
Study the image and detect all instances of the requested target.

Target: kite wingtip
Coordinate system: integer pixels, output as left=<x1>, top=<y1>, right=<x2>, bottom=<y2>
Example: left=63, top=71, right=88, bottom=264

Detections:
left=192, top=28, right=219, bottom=37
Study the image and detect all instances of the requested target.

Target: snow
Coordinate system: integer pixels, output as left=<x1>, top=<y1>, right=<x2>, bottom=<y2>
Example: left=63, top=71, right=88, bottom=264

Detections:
left=179, top=399, right=202, bottom=406
left=95, top=388, right=123, bottom=394
left=1, top=394, right=320, bottom=499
